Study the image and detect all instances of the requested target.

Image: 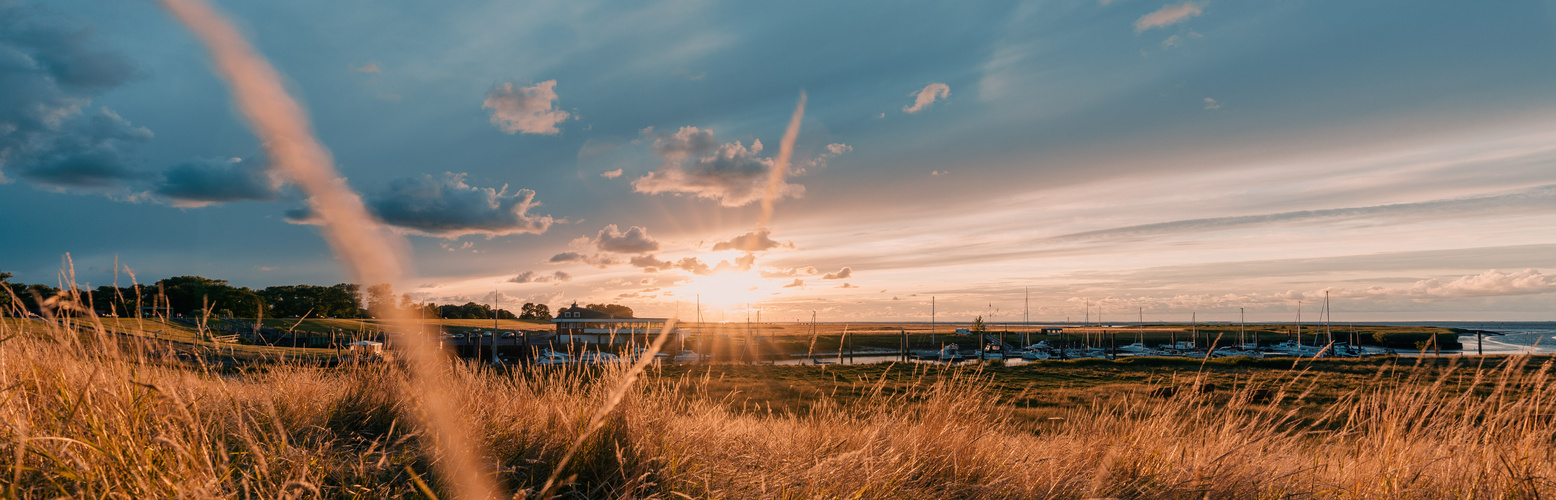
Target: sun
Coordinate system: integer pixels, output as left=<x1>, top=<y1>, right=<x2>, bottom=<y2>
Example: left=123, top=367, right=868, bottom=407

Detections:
left=677, top=271, right=767, bottom=311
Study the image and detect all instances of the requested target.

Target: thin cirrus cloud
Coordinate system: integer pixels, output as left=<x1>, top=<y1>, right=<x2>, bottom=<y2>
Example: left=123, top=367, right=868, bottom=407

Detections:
left=482, top=80, right=569, bottom=135
left=1134, top=2, right=1204, bottom=33
left=903, top=83, right=950, bottom=113
left=508, top=270, right=572, bottom=283
left=286, top=172, right=553, bottom=239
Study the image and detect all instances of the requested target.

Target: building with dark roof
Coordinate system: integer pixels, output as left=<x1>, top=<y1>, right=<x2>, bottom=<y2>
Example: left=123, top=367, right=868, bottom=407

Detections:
left=552, top=302, right=679, bottom=345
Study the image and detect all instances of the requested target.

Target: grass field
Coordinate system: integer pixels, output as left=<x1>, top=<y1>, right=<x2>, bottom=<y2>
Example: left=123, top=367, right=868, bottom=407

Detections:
left=3, top=308, right=1550, bottom=498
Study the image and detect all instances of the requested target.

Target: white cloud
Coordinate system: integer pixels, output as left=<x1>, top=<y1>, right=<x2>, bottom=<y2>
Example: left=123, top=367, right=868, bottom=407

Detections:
left=350, top=63, right=381, bottom=74
left=1408, top=269, right=1556, bottom=299
left=632, top=126, right=802, bottom=207
left=483, top=80, right=569, bottom=135
left=593, top=224, right=660, bottom=253
left=711, top=229, right=792, bottom=252
left=508, top=270, right=573, bottom=283
left=903, top=83, right=951, bottom=114
left=822, top=267, right=853, bottom=280
left=600, top=168, right=623, bottom=179
left=1135, top=2, right=1204, bottom=33
left=1203, top=97, right=1221, bottom=110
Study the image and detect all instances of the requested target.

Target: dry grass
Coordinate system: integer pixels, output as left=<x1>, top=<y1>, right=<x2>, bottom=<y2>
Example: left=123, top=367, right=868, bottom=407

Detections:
left=3, top=298, right=1555, bottom=499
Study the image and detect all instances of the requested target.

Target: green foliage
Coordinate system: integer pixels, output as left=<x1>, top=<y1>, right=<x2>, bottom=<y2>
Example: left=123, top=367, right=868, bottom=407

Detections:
left=585, top=303, right=634, bottom=317
left=519, top=302, right=552, bottom=320
left=971, top=316, right=985, bottom=332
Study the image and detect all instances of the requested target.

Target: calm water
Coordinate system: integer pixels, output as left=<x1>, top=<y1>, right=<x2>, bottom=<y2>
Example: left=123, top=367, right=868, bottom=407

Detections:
left=1366, top=321, right=1556, bottom=355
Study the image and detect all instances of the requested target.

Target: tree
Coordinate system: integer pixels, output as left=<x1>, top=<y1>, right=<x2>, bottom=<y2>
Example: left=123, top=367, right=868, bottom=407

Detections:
left=971, top=316, right=985, bottom=333
left=584, top=303, right=633, bottom=318
left=532, top=303, right=551, bottom=320
left=364, top=283, right=396, bottom=316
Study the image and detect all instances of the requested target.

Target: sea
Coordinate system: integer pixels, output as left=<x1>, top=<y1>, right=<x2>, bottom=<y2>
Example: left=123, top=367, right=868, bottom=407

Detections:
left=1368, top=321, right=1556, bottom=355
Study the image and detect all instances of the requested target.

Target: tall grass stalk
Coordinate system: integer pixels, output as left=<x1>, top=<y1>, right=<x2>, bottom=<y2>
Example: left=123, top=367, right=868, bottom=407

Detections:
left=2, top=291, right=1554, bottom=498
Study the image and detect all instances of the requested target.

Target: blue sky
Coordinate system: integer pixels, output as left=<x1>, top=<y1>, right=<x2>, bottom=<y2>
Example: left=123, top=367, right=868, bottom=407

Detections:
left=4, top=0, right=1556, bottom=322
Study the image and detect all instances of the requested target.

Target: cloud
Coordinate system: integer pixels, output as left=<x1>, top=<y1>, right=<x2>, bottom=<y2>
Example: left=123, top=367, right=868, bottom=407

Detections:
left=838, top=282, right=859, bottom=289
left=350, top=62, right=380, bottom=73
left=1135, top=2, right=1204, bottom=32
left=549, top=251, right=620, bottom=268
left=903, top=83, right=950, bottom=113
left=593, top=224, right=660, bottom=253
left=671, top=254, right=755, bottom=276
left=508, top=270, right=572, bottom=283
left=711, top=229, right=791, bottom=252
left=630, top=254, right=674, bottom=272
left=822, top=267, right=853, bottom=280
left=600, top=168, right=622, bottom=179
left=0, top=4, right=149, bottom=189
left=1408, top=269, right=1556, bottom=299
left=931, top=170, right=948, bottom=176
left=783, top=279, right=805, bottom=288
left=792, top=143, right=852, bottom=175
left=631, top=126, right=803, bottom=207
left=482, top=80, right=569, bottom=135
left=1203, top=97, right=1221, bottom=110
left=154, top=157, right=278, bottom=207
left=362, top=172, right=553, bottom=238
left=760, top=266, right=817, bottom=278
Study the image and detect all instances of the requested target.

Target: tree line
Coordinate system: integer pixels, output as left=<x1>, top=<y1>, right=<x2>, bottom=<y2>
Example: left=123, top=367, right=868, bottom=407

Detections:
left=0, top=271, right=576, bottom=321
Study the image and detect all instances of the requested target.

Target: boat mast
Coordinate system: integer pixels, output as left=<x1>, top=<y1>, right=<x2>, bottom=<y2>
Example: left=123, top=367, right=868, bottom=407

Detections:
left=1239, top=307, right=1246, bottom=347
left=1138, top=307, right=1144, bottom=345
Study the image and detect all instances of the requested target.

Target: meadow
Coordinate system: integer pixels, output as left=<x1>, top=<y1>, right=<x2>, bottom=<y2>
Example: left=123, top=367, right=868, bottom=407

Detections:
left=3, top=303, right=1554, bottom=498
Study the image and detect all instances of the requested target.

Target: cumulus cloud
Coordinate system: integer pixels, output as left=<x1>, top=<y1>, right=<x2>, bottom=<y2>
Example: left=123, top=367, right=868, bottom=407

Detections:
left=362, top=172, right=552, bottom=238
left=593, top=224, right=660, bottom=253
left=154, top=157, right=278, bottom=207
left=482, top=80, right=569, bottom=135
left=1408, top=269, right=1556, bottom=299
left=760, top=266, right=817, bottom=278
left=711, top=229, right=792, bottom=252
left=632, top=126, right=802, bottom=207
left=549, top=251, right=620, bottom=268
left=0, top=5, right=150, bottom=189
left=671, top=254, right=754, bottom=276
left=1203, top=97, right=1221, bottom=110
left=631, top=254, right=674, bottom=272
left=508, top=270, right=572, bottom=283
left=903, top=83, right=950, bottom=113
left=792, top=143, right=852, bottom=175
left=838, top=282, right=859, bottom=289
left=600, top=168, right=622, bottom=179
left=1135, top=2, right=1204, bottom=32
left=783, top=279, right=805, bottom=288
left=822, top=267, right=853, bottom=280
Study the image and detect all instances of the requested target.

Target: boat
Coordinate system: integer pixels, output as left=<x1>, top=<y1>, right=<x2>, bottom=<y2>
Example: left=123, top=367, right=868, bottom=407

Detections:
left=1020, top=348, right=1052, bottom=360
left=1117, top=342, right=1150, bottom=354
left=534, top=350, right=573, bottom=366
left=578, top=351, right=622, bottom=364
left=938, top=344, right=963, bottom=362
left=671, top=350, right=700, bottom=363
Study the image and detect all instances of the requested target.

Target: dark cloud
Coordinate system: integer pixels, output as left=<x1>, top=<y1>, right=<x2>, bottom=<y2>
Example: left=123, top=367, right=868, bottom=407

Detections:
left=675, top=257, right=711, bottom=275
left=348, top=172, right=552, bottom=238
left=630, top=254, right=674, bottom=272
left=838, top=283, right=859, bottom=289
left=549, top=251, right=619, bottom=268
left=154, top=157, right=278, bottom=207
left=711, top=229, right=791, bottom=252
left=594, top=224, right=660, bottom=253
left=508, top=270, right=572, bottom=283
left=822, top=267, right=853, bottom=279
left=0, top=4, right=150, bottom=189
left=631, top=126, right=799, bottom=207
left=783, top=279, right=804, bottom=288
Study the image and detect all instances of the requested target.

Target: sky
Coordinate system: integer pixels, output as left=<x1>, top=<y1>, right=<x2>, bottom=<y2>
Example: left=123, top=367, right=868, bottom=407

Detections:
left=4, top=0, right=1556, bottom=323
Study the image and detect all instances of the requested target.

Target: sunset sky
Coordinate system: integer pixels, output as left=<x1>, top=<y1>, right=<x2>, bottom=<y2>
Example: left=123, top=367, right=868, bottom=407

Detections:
left=5, top=0, right=1556, bottom=322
